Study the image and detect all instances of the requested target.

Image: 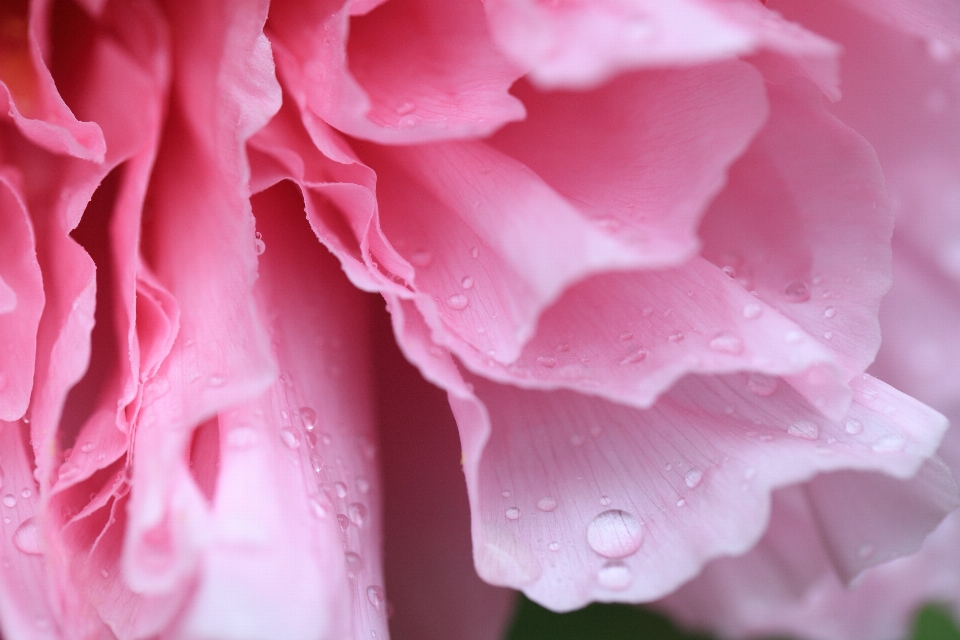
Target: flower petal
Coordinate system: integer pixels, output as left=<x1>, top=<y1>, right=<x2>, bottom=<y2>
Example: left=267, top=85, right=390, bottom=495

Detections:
left=482, top=0, right=839, bottom=93
left=269, top=0, right=525, bottom=144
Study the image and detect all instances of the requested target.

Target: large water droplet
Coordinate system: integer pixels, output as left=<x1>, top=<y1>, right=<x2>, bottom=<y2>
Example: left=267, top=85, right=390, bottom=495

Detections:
left=742, top=302, right=763, bottom=319
left=446, top=294, right=469, bottom=310
left=367, top=585, right=386, bottom=607
left=783, top=280, right=811, bottom=303
left=708, top=332, right=743, bottom=355
left=845, top=419, right=864, bottom=435
left=586, top=510, right=643, bottom=559
left=300, top=406, right=318, bottom=430
left=2, top=494, right=16, bottom=508
left=347, top=502, right=368, bottom=526
left=536, top=356, right=557, bottom=369
left=596, top=561, right=633, bottom=591
left=13, top=519, right=43, bottom=555
left=684, top=468, right=704, bottom=489
left=279, top=428, right=300, bottom=449
left=536, top=497, right=557, bottom=512
left=619, top=348, right=648, bottom=365
left=746, top=373, right=778, bottom=397
left=788, top=420, right=819, bottom=440
left=872, top=434, right=906, bottom=453
left=505, top=507, right=521, bottom=520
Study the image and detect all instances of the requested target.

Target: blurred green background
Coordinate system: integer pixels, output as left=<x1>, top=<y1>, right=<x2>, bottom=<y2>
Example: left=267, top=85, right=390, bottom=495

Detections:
left=504, top=596, right=960, bottom=640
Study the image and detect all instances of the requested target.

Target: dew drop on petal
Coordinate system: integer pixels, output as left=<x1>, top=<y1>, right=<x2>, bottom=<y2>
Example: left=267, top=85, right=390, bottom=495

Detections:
left=505, top=507, right=521, bottom=520
left=872, top=434, right=906, bottom=453
left=743, top=302, right=763, bottom=319
left=684, top=468, right=704, bottom=489
left=367, top=585, right=386, bottom=608
left=708, top=332, right=743, bottom=355
left=619, top=348, right=648, bottom=365
left=279, top=428, right=300, bottom=449
left=348, top=502, right=368, bottom=527
left=537, top=356, right=557, bottom=369
left=746, top=373, right=778, bottom=397
left=470, top=246, right=479, bottom=259
left=548, top=541, right=561, bottom=551
left=824, top=306, right=837, bottom=318
left=337, top=514, right=350, bottom=531
left=845, top=419, right=864, bottom=435
left=619, top=331, right=634, bottom=341
left=788, top=420, right=820, bottom=440
left=586, top=510, right=643, bottom=559
left=20, top=488, right=31, bottom=499
left=334, top=482, right=348, bottom=499
left=536, top=497, right=557, bottom=512
left=300, top=406, right=318, bottom=430
left=668, top=331, right=685, bottom=343
left=79, top=442, right=94, bottom=453
left=460, top=276, right=474, bottom=290
left=446, top=294, right=469, bottom=310
left=599, top=495, right=612, bottom=506
left=13, top=518, right=42, bottom=555
left=783, top=280, right=811, bottom=302
left=2, top=494, right=16, bottom=508
left=345, top=552, right=363, bottom=578
left=596, top=561, right=633, bottom=591
left=357, top=477, right=370, bottom=494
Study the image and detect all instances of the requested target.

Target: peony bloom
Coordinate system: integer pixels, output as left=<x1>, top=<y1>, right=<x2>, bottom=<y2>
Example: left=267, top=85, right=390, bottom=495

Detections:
left=0, top=1, right=956, bottom=640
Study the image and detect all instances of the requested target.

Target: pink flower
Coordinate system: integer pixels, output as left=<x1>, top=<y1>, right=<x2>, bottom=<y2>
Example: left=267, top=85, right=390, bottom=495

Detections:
left=0, top=0, right=955, bottom=639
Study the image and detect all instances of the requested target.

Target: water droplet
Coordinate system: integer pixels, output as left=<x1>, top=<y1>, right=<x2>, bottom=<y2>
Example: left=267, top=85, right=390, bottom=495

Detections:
left=310, top=498, right=329, bottom=518
left=722, top=265, right=737, bottom=278
left=824, top=306, right=837, bottom=318
left=470, top=246, right=480, bottom=259
left=743, top=302, right=763, bottom=319
left=845, top=419, right=864, bottom=435
left=254, top=232, right=266, bottom=256
left=599, top=495, right=612, bottom=506
left=684, top=468, right=704, bottom=489
left=596, top=561, right=633, bottom=591
left=345, top=551, right=363, bottom=577
left=79, top=442, right=95, bottom=454
left=676, top=498, right=686, bottom=507
left=305, top=431, right=317, bottom=448
left=20, top=488, right=31, bottom=499
left=396, top=101, right=416, bottom=115
left=548, top=541, right=561, bottom=551
left=279, top=428, right=300, bottom=449
left=708, top=332, right=743, bottom=355
left=13, top=519, right=42, bottom=555
left=788, top=420, right=819, bottom=440
left=348, top=502, right=368, bottom=526
left=460, top=276, right=474, bottom=290
left=446, top=294, right=469, bottom=310
left=619, top=348, right=648, bottom=365
left=668, top=331, right=685, bottom=343
left=100, top=569, right=109, bottom=578
left=367, top=585, right=386, bottom=607
left=872, top=434, right=906, bottom=453
left=337, top=514, right=350, bottom=531
left=783, top=280, right=811, bottom=302
left=619, top=331, right=634, bottom=341
left=334, top=482, right=348, bottom=499
left=536, top=497, right=557, bottom=512
left=537, top=356, right=557, bottom=369
left=300, top=407, right=318, bottom=430
left=747, top=373, right=778, bottom=397
left=357, top=477, right=370, bottom=493
left=398, top=114, right=420, bottom=128
left=310, top=455, right=324, bottom=474
left=505, top=507, right=521, bottom=520
left=586, top=510, right=643, bottom=559
left=2, top=494, right=16, bottom=508
left=410, top=250, right=433, bottom=267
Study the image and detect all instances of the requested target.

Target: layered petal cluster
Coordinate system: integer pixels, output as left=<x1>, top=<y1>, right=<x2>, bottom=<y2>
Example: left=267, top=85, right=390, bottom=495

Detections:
left=0, top=0, right=955, bottom=639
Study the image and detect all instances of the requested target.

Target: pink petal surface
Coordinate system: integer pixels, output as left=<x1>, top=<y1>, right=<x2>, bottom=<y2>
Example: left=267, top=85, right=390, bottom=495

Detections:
left=839, top=0, right=960, bottom=46
left=698, top=76, right=894, bottom=415
left=0, top=0, right=105, bottom=161
left=386, top=295, right=950, bottom=613
left=0, top=420, right=61, bottom=640
left=482, top=0, right=839, bottom=93
left=268, top=0, right=525, bottom=144
left=374, top=298, right=516, bottom=640
left=0, top=171, right=43, bottom=421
